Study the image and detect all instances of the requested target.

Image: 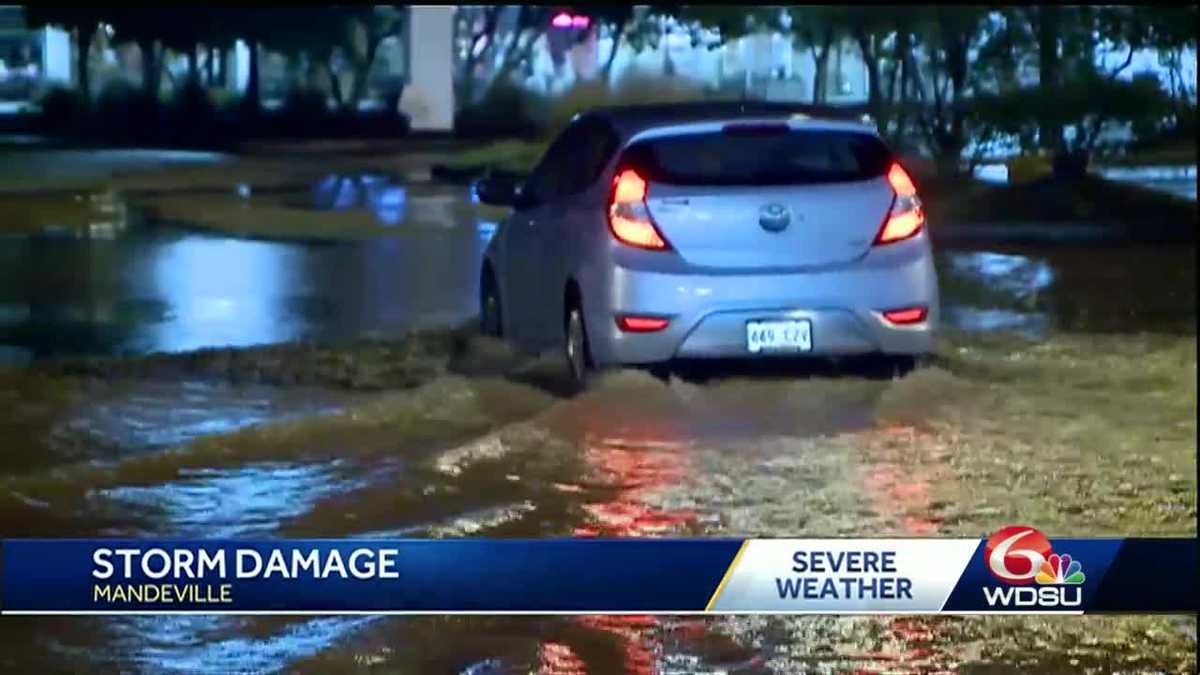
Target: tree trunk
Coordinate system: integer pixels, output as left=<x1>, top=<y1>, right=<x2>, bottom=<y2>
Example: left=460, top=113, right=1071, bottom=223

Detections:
left=347, top=39, right=380, bottom=112
left=855, top=31, right=881, bottom=118
left=494, top=28, right=546, bottom=86
left=139, top=38, right=161, bottom=100
left=186, top=47, right=198, bottom=85
left=1036, top=6, right=1061, bottom=153
left=494, top=15, right=526, bottom=85
left=602, top=19, right=626, bottom=80
left=76, top=26, right=92, bottom=102
left=327, top=65, right=344, bottom=108
left=891, top=30, right=910, bottom=142
left=811, top=48, right=828, bottom=103
left=457, top=7, right=500, bottom=104
left=245, top=40, right=261, bottom=114
left=809, top=28, right=833, bottom=104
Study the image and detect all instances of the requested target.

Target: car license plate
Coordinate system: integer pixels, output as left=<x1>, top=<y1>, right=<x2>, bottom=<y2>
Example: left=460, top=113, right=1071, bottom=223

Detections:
left=746, top=319, right=812, bottom=353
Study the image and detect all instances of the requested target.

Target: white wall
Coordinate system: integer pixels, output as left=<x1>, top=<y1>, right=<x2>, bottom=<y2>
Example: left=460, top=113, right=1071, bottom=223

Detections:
left=400, top=5, right=454, bottom=131
left=43, top=27, right=71, bottom=83
left=232, top=40, right=250, bottom=91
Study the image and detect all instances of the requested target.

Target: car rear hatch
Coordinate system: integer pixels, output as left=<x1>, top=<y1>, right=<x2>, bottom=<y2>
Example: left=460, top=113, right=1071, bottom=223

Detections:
left=619, top=124, right=896, bottom=270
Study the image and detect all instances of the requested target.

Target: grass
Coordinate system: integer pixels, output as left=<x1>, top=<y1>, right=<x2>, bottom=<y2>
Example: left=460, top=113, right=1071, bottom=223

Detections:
left=438, top=139, right=547, bottom=175
left=137, top=193, right=404, bottom=241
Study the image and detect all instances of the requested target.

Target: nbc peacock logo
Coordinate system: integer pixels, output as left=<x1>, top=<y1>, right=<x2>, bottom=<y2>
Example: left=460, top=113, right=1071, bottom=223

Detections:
left=1035, top=553, right=1086, bottom=585
left=982, top=526, right=1085, bottom=607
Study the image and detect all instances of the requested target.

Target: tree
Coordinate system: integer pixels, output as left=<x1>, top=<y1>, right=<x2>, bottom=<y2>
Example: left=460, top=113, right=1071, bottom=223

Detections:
left=575, top=6, right=636, bottom=80
left=340, top=6, right=408, bottom=111
left=455, top=6, right=553, bottom=100
left=25, top=7, right=105, bottom=101
left=829, top=7, right=911, bottom=125
left=492, top=6, right=554, bottom=86
left=224, top=8, right=292, bottom=114
left=456, top=6, right=503, bottom=103
left=910, top=7, right=989, bottom=175
left=787, top=7, right=843, bottom=103
left=106, top=9, right=177, bottom=99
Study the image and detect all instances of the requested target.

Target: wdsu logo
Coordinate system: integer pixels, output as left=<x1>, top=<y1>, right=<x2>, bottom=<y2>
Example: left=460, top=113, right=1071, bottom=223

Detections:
left=981, top=526, right=1086, bottom=608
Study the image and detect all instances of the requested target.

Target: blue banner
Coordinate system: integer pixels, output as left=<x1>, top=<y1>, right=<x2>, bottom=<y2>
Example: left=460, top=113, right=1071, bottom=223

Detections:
left=1, top=533, right=1195, bottom=614
left=0, top=539, right=741, bottom=613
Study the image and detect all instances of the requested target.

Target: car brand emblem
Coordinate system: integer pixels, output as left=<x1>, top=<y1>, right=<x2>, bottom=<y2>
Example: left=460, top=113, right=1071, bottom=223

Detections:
left=759, top=203, right=791, bottom=232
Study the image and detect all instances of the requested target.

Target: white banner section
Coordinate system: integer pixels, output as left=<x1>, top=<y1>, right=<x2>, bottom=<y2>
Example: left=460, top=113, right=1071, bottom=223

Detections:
left=709, top=539, right=979, bottom=612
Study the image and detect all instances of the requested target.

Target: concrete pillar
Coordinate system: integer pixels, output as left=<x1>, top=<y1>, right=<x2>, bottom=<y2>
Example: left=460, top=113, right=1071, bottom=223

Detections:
left=43, top=27, right=71, bottom=84
left=400, top=6, right=454, bottom=131
left=229, top=40, right=249, bottom=91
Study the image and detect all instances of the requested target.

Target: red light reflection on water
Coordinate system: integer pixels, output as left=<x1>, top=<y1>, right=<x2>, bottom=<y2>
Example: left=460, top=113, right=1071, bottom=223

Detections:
left=540, top=410, right=701, bottom=673
left=854, top=424, right=957, bottom=673
left=571, top=435, right=697, bottom=538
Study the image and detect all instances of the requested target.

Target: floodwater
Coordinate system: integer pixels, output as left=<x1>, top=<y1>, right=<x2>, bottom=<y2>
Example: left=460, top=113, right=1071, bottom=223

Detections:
left=0, top=179, right=492, bottom=363
left=1097, top=165, right=1198, bottom=201
left=0, top=175, right=1193, bottom=363
left=973, top=163, right=1198, bottom=202
left=0, top=174, right=1195, bottom=673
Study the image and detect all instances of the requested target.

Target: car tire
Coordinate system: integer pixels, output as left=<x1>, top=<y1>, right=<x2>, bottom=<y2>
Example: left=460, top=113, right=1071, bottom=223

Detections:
left=480, top=270, right=502, bottom=337
left=887, top=355, right=920, bottom=379
left=564, top=301, right=592, bottom=391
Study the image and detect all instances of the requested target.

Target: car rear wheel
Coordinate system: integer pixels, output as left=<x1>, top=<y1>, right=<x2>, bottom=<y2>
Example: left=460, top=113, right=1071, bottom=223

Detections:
left=480, top=271, right=502, bottom=337
left=564, top=303, right=591, bottom=390
left=885, top=354, right=930, bottom=379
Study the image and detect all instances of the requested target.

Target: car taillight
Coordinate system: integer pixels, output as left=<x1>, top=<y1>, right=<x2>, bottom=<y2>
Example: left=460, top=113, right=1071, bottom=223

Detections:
left=608, top=169, right=668, bottom=250
left=874, top=162, right=925, bottom=245
left=882, top=306, right=928, bottom=325
left=616, top=315, right=670, bottom=332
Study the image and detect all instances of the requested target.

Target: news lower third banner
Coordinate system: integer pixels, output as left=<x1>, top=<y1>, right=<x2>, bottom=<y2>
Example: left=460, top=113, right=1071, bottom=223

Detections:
left=0, top=529, right=1196, bottom=614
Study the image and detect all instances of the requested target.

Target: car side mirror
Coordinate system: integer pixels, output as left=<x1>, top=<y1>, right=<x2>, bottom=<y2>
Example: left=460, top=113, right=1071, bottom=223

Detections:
left=475, top=175, right=522, bottom=207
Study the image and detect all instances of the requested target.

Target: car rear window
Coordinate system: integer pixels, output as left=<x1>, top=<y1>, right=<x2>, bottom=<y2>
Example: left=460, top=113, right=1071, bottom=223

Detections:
left=620, top=129, right=892, bottom=186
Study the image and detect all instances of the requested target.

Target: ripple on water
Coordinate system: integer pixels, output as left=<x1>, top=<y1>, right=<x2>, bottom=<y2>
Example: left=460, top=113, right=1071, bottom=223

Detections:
left=103, top=615, right=380, bottom=674
left=94, top=461, right=368, bottom=537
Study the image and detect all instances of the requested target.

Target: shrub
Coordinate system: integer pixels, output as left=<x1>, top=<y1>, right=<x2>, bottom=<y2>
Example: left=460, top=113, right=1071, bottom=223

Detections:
left=37, top=86, right=86, bottom=134
left=455, top=81, right=546, bottom=139
left=95, top=80, right=160, bottom=142
left=281, top=87, right=330, bottom=135
left=546, top=74, right=707, bottom=138
left=1007, top=153, right=1053, bottom=184
left=969, top=74, right=1178, bottom=175
left=167, top=80, right=218, bottom=142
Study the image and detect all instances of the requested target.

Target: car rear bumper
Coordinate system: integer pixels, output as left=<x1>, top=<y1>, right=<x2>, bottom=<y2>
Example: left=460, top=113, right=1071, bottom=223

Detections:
left=584, top=240, right=939, bottom=366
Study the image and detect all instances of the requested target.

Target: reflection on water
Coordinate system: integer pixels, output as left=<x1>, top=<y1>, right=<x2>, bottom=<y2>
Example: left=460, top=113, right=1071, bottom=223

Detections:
left=1098, top=165, right=1197, bottom=201
left=971, top=163, right=1197, bottom=201
left=0, top=181, right=490, bottom=361
left=311, top=174, right=406, bottom=225
left=938, top=246, right=1195, bottom=336
left=943, top=307, right=1051, bottom=337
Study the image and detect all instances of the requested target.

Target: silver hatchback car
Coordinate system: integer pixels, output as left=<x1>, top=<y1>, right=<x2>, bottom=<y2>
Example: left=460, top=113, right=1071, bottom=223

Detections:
left=477, top=102, right=938, bottom=385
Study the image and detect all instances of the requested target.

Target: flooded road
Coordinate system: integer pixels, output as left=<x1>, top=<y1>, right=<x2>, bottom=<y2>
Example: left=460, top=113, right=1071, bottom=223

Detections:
left=0, top=174, right=1192, bottom=363
left=0, top=169, right=1195, bottom=673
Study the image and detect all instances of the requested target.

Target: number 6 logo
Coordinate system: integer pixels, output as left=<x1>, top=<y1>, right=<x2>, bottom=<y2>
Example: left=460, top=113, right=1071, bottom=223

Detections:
left=984, top=526, right=1052, bottom=585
